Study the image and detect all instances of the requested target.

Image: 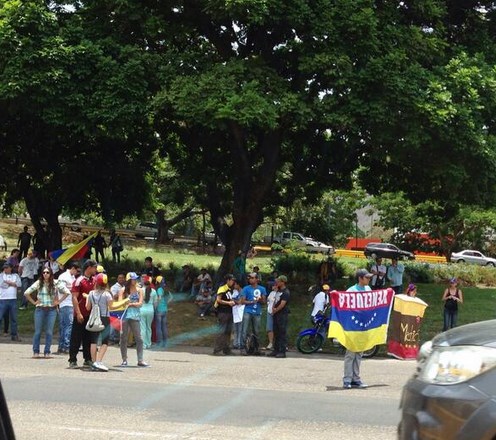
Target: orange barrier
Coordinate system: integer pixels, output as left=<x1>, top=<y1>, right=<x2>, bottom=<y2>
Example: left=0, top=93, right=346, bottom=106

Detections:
left=334, top=249, right=447, bottom=264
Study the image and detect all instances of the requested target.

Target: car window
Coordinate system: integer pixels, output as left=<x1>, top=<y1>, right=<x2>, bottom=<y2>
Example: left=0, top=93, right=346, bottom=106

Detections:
left=473, top=252, right=483, bottom=258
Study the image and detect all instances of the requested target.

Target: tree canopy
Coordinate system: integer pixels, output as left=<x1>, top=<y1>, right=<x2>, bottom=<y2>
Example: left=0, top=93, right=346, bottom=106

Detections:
left=3, top=0, right=496, bottom=270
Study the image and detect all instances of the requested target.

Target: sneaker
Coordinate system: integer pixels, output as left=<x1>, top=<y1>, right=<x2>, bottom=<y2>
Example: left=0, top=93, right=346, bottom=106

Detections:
left=343, top=382, right=352, bottom=389
left=266, top=351, right=277, bottom=357
left=265, top=344, right=273, bottom=350
left=94, top=362, right=109, bottom=372
left=91, top=362, right=99, bottom=372
left=69, top=361, right=78, bottom=369
left=137, top=361, right=149, bottom=367
left=11, top=335, right=21, bottom=342
left=120, top=360, right=128, bottom=367
left=97, top=363, right=109, bottom=372
left=351, top=381, right=368, bottom=389
left=275, top=353, right=286, bottom=358
left=83, top=360, right=93, bottom=368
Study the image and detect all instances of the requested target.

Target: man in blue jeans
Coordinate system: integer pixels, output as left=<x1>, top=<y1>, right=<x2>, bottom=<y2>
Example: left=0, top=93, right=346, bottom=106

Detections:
left=0, top=262, right=22, bottom=341
left=240, top=272, right=267, bottom=355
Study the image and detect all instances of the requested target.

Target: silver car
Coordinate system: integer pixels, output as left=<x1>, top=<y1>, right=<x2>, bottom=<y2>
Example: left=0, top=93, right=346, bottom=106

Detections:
left=450, top=250, right=496, bottom=266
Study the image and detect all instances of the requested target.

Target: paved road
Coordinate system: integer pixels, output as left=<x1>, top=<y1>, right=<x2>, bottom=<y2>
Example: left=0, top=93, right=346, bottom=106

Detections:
left=0, top=343, right=414, bottom=439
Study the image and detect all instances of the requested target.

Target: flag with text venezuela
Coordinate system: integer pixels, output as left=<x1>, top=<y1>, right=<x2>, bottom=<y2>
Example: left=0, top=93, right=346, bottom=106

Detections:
left=328, top=288, right=395, bottom=352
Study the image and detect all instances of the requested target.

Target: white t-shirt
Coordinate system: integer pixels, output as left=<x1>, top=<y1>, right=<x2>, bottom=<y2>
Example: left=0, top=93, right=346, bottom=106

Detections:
left=371, top=264, right=387, bottom=287
left=0, top=273, right=21, bottom=300
left=311, top=291, right=329, bottom=317
left=19, top=257, right=39, bottom=279
left=111, top=282, right=124, bottom=299
left=267, top=290, right=277, bottom=314
left=57, top=269, right=75, bottom=308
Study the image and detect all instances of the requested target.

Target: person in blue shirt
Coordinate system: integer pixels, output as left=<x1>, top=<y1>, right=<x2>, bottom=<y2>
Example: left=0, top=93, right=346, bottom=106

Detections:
left=343, top=269, right=372, bottom=389
left=387, top=257, right=405, bottom=294
left=240, top=272, right=267, bottom=355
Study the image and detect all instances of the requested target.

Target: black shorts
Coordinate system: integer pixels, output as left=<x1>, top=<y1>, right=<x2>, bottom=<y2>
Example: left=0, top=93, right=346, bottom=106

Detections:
left=90, top=316, right=111, bottom=345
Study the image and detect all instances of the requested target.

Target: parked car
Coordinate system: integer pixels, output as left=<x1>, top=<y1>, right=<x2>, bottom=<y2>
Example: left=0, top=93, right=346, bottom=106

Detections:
left=132, top=222, right=175, bottom=240
left=398, top=319, right=496, bottom=440
left=272, top=231, right=334, bottom=254
left=363, top=242, right=415, bottom=260
left=450, top=249, right=496, bottom=266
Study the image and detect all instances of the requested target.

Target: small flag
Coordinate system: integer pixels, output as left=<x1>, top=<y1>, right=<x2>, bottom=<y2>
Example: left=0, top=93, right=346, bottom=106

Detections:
left=50, top=232, right=97, bottom=265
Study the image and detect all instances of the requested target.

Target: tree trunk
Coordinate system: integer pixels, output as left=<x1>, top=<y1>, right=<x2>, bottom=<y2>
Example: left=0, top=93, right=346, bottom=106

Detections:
left=156, top=207, right=203, bottom=244
left=23, top=189, right=63, bottom=254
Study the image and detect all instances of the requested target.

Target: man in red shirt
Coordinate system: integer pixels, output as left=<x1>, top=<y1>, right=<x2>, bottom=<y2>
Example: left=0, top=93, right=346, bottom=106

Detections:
left=68, top=259, right=97, bottom=368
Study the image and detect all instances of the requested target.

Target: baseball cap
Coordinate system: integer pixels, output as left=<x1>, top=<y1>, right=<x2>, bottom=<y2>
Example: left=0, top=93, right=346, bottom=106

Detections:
left=155, top=275, right=164, bottom=285
left=141, top=275, right=151, bottom=284
left=96, top=265, right=105, bottom=273
left=356, top=269, right=373, bottom=279
left=322, top=284, right=330, bottom=290
left=2, top=262, right=12, bottom=269
left=407, top=283, right=416, bottom=292
left=248, top=272, right=258, bottom=278
left=449, top=277, right=457, bottom=284
left=126, top=272, right=140, bottom=280
left=95, top=273, right=108, bottom=286
left=276, top=275, right=288, bottom=283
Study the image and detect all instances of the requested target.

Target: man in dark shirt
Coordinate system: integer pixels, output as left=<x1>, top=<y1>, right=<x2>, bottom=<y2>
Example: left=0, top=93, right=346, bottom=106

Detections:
left=268, top=275, right=290, bottom=358
left=17, top=226, right=32, bottom=259
left=141, top=256, right=161, bottom=280
left=213, top=274, right=236, bottom=355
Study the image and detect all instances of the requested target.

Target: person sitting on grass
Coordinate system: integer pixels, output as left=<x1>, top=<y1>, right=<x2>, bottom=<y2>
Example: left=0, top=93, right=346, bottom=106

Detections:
left=195, top=281, right=213, bottom=319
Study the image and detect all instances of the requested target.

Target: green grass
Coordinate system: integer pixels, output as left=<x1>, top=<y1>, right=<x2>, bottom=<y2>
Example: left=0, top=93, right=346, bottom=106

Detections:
left=14, top=281, right=496, bottom=353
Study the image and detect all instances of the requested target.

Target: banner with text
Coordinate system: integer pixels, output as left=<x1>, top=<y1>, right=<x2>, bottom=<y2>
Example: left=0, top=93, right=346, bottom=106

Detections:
left=328, top=288, right=395, bottom=352
left=387, top=294, right=428, bottom=360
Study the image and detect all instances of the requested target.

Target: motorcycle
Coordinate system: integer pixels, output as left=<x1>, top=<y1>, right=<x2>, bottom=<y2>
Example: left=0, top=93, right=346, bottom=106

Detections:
left=296, top=305, right=379, bottom=358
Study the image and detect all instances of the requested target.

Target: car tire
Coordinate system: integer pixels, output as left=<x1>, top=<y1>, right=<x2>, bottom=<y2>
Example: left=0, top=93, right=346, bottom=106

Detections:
left=487, top=262, right=495, bottom=267
left=457, top=259, right=465, bottom=263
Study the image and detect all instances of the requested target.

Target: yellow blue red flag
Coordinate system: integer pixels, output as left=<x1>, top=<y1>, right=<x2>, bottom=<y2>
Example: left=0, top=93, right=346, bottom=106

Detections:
left=49, top=232, right=97, bottom=265
left=328, top=288, right=395, bottom=352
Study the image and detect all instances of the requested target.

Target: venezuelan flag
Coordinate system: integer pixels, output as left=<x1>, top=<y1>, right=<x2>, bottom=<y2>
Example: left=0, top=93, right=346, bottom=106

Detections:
left=50, top=232, right=97, bottom=265
left=328, top=288, right=395, bottom=352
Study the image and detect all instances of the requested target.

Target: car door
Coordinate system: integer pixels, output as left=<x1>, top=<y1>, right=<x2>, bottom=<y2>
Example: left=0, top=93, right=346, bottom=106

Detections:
left=471, top=251, right=486, bottom=266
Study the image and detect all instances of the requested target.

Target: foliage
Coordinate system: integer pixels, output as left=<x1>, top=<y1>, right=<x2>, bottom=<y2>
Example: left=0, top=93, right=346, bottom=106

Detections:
left=280, top=184, right=369, bottom=246
left=372, top=192, right=496, bottom=258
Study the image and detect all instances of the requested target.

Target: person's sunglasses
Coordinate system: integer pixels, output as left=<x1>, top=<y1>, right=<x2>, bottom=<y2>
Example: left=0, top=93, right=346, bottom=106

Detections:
left=42, top=271, right=50, bottom=274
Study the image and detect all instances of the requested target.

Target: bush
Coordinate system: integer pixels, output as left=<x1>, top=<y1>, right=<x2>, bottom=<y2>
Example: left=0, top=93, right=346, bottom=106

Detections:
left=404, top=263, right=435, bottom=284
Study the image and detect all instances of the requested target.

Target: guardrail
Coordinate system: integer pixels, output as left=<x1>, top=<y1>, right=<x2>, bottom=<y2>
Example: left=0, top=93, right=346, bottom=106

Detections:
left=334, top=249, right=447, bottom=264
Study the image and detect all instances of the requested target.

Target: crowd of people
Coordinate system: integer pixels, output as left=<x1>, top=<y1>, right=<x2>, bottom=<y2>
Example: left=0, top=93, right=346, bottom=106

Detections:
left=0, top=228, right=464, bottom=385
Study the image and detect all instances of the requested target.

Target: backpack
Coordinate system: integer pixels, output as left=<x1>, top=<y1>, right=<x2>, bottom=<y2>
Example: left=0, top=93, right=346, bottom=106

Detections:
left=86, top=292, right=105, bottom=332
left=245, top=333, right=260, bottom=355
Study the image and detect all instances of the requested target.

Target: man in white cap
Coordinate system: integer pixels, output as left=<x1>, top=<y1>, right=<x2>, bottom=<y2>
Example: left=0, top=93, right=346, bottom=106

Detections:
left=343, top=268, right=373, bottom=389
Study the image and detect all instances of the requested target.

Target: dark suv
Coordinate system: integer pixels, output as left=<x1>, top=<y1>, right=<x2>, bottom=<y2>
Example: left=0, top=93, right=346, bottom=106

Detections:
left=398, top=320, right=496, bottom=440
left=363, top=242, right=415, bottom=260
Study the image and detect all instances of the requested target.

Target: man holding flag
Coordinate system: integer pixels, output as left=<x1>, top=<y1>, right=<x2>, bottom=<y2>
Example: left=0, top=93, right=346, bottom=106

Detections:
left=328, top=269, right=395, bottom=390
left=343, top=269, right=373, bottom=389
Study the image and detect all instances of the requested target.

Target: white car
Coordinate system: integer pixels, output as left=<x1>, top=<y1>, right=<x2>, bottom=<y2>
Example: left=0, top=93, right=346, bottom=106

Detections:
left=450, top=250, right=496, bottom=266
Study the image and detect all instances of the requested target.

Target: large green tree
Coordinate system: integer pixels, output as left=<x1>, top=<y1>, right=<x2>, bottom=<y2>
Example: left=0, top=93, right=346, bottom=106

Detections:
left=0, top=0, right=157, bottom=250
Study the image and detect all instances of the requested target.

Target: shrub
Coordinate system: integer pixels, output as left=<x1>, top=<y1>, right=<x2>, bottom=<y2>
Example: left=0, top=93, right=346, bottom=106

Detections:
left=404, top=263, right=435, bottom=284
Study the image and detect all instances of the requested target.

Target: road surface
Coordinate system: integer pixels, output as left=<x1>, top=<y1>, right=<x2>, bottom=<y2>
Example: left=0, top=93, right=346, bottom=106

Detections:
left=0, top=343, right=414, bottom=439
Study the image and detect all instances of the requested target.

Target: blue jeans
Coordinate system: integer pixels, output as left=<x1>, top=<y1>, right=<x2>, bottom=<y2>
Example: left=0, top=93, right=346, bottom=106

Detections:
left=443, top=308, right=458, bottom=331
left=155, top=312, right=168, bottom=347
left=33, top=307, right=57, bottom=355
left=0, top=299, right=18, bottom=338
left=21, top=277, right=35, bottom=307
left=233, top=322, right=243, bottom=348
left=241, top=313, right=261, bottom=349
left=58, top=306, right=73, bottom=351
